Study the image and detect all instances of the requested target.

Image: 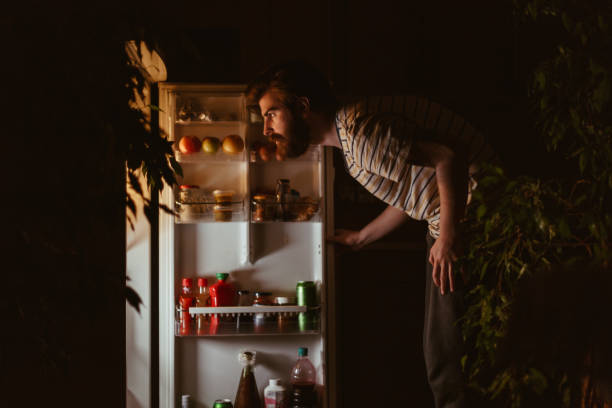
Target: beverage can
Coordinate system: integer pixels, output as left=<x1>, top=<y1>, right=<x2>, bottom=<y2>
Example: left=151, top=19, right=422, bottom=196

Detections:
left=213, top=399, right=233, bottom=408
left=296, top=281, right=316, bottom=307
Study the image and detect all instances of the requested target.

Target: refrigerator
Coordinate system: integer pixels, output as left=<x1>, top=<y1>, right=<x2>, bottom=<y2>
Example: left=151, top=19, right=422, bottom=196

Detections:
left=157, top=83, right=337, bottom=408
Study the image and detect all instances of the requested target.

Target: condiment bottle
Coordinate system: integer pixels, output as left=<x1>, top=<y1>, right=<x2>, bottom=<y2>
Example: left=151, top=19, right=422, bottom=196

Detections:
left=210, top=273, right=236, bottom=307
left=264, top=378, right=287, bottom=408
left=289, top=347, right=316, bottom=408
left=234, top=350, right=261, bottom=408
left=195, top=278, right=210, bottom=334
left=178, top=278, right=195, bottom=336
left=275, top=179, right=291, bottom=220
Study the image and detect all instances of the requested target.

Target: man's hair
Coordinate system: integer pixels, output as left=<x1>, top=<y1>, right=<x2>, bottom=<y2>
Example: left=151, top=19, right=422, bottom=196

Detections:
left=246, top=60, right=338, bottom=117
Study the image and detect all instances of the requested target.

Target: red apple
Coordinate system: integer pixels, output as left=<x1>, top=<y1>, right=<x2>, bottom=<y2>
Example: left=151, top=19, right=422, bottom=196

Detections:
left=258, top=141, right=276, bottom=161
left=178, top=135, right=201, bottom=154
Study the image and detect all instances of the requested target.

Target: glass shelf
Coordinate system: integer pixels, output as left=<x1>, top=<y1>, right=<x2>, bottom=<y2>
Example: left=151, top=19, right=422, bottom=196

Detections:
left=176, top=306, right=320, bottom=337
left=175, top=150, right=246, bottom=163
left=175, top=120, right=242, bottom=126
left=175, top=201, right=246, bottom=224
left=249, top=198, right=321, bottom=223
left=248, top=145, right=320, bottom=163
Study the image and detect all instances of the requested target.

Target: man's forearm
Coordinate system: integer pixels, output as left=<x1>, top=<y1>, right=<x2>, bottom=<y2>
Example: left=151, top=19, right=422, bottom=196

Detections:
left=436, top=151, right=468, bottom=241
left=358, top=205, right=409, bottom=246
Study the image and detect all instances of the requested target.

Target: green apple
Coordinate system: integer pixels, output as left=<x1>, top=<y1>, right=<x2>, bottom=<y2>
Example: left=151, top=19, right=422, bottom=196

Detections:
left=202, top=137, right=221, bottom=154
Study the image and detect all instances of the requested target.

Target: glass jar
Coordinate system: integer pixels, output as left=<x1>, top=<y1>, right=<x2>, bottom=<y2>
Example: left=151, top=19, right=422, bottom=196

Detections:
left=213, top=189, right=235, bottom=205
left=253, top=292, right=273, bottom=306
left=179, top=184, right=205, bottom=203
left=213, top=205, right=233, bottom=222
left=252, top=194, right=274, bottom=222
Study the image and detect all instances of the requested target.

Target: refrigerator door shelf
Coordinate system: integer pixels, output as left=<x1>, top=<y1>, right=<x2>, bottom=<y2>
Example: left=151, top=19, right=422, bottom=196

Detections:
left=175, top=201, right=246, bottom=224
left=248, top=145, right=321, bottom=163
left=189, top=305, right=307, bottom=314
left=175, top=120, right=242, bottom=127
left=174, top=150, right=246, bottom=163
left=175, top=320, right=321, bottom=337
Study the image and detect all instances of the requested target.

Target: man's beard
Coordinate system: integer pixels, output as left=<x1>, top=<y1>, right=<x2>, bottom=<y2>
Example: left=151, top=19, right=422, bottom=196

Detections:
left=285, top=115, right=311, bottom=158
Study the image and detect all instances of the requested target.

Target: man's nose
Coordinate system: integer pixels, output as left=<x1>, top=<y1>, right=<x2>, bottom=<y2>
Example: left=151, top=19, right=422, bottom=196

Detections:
left=263, top=118, right=272, bottom=136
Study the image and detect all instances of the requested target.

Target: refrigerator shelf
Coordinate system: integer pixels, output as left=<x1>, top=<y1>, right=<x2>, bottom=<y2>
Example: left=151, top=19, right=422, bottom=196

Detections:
left=248, top=145, right=321, bottom=163
left=175, top=319, right=321, bottom=337
left=188, top=305, right=309, bottom=314
left=175, top=120, right=242, bottom=126
left=175, top=150, right=246, bottom=163
left=175, top=200, right=246, bottom=224
left=175, top=214, right=248, bottom=224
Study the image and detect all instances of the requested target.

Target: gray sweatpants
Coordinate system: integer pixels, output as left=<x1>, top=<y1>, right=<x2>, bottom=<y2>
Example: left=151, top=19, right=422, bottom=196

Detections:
left=424, top=233, right=469, bottom=408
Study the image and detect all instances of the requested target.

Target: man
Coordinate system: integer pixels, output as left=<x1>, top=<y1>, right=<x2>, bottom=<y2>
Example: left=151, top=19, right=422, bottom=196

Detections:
left=247, top=61, right=497, bottom=407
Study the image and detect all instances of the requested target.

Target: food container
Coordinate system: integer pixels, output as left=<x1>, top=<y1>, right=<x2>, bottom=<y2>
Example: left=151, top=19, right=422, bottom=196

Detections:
left=289, top=197, right=320, bottom=221
left=179, top=184, right=207, bottom=203
left=253, top=292, right=273, bottom=306
left=252, top=194, right=275, bottom=222
left=213, top=205, right=233, bottom=222
left=213, top=189, right=235, bottom=205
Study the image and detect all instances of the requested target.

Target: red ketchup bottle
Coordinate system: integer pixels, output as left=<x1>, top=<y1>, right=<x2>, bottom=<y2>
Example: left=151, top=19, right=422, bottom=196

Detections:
left=210, top=273, right=236, bottom=306
left=178, top=278, right=195, bottom=336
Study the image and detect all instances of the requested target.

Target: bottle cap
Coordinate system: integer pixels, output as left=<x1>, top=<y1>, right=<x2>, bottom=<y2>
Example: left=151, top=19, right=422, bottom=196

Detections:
left=197, top=278, right=208, bottom=287
left=269, top=378, right=281, bottom=386
left=298, top=347, right=308, bottom=357
left=254, top=291, right=272, bottom=297
left=237, top=290, right=250, bottom=295
left=216, top=272, right=229, bottom=281
left=181, top=278, right=193, bottom=287
left=181, top=394, right=191, bottom=402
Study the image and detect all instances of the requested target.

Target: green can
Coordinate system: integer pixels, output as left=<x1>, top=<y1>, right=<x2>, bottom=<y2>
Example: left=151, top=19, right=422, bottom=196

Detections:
left=213, top=399, right=233, bottom=408
left=296, top=281, right=316, bottom=307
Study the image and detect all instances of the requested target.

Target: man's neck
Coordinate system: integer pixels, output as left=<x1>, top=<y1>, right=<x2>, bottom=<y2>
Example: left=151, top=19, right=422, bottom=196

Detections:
left=308, top=112, right=341, bottom=149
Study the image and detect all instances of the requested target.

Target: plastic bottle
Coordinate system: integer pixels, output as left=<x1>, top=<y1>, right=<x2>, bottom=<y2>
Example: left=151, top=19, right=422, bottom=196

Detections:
left=210, top=273, right=236, bottom=306
left=195, top=278, right=210, bottom=334
left=181, top=394, right=191, bottom=408
left=234, top=350, right=261, bottom=408
left=289, top=347, right=316, bottom=408
left=264, top=378, right=287, bottom=408
left=178, top=278, right=195, bottom=335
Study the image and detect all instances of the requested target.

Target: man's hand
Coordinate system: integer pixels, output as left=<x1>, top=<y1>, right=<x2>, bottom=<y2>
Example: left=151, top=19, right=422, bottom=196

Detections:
left=429, top=237, right=458, bottom=295
left=328, top=229, right=365, bottom=251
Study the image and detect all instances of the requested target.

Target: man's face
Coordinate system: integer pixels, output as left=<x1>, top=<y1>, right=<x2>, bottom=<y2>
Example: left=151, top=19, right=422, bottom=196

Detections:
left=258, top=89, right=310, bottom=158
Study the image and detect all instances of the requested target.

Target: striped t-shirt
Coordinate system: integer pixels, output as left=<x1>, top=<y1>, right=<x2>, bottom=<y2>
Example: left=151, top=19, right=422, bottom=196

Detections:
left=335, top=95, right=498, bottom=238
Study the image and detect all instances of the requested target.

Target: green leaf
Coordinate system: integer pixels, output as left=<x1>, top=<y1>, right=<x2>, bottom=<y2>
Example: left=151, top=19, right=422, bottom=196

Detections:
left=477, top=204, right=487, bottom=220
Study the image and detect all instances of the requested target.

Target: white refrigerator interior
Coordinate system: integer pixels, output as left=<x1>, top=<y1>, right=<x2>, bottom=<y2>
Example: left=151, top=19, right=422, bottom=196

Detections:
left=158, top=84, right=332, bottom=408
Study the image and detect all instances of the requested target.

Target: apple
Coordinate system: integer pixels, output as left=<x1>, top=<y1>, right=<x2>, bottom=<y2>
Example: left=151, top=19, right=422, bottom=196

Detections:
left=275, top=141, right=288, bottom=161
left=202, top=137, right=221, bottom=154
left=222, top=134, right=244, bottom=154
left=258, top=141, right=276, bottom=161
left=178, top=135, right=201, bottom=154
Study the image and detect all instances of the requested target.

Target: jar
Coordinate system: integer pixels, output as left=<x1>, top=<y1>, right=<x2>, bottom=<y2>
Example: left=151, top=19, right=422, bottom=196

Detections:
left=179, top=184, right=205, bottom=203
left=253, top=292, right=273, bottom=306
left=275, top=179, right=291, bottom=220
left=252, top=194, right=274, bottom=222
left=213, top=205, right=232, bottom=222
left=213, top=189, right=235, bottom=205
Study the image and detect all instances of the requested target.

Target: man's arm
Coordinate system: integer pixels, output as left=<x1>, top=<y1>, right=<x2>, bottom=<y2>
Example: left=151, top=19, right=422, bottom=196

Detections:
left=329, top=205, right=409, bottom=250
left=410, top=139, right=468, bottom=294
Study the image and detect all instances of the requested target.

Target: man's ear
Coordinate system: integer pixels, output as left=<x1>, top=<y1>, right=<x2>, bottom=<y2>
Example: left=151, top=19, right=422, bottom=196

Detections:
left=296, top=96, right=311, bottom=118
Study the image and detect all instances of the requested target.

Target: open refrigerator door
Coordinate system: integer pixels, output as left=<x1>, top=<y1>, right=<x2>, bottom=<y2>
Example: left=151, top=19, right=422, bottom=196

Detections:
left=158, top=83, right=335, bottom=408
